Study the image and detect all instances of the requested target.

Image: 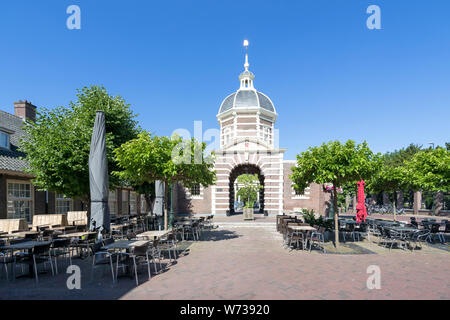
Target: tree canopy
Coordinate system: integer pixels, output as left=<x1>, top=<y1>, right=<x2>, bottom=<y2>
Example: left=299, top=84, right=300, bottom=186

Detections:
left=236, top=174, right=262, bottom=208
left=113, top=132, right=216, bottom=188
left=19, top=85, right=140, bottom=201
left=113, top=131, right=216, bottom=229
left=403, top=147, right=450, bottom=192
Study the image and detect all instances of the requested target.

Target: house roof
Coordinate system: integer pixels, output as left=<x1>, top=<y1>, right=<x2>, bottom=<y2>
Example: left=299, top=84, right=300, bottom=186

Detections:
left=0, top=110, right=29, bottom=173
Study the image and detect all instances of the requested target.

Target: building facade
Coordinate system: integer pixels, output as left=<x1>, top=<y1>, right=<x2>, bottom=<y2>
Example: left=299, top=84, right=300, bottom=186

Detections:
left=174, top=51, right=330, bottom=216
left=0, top=101, right=143, bottom=222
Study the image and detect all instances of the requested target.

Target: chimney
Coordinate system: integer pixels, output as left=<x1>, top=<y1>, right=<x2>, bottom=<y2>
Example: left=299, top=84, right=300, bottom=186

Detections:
left=14, top=100, right=36, bottom=122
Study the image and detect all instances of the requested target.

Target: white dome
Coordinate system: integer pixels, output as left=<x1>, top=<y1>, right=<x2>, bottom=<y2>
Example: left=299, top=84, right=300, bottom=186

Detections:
left=219, top=90, right=275, bottom=114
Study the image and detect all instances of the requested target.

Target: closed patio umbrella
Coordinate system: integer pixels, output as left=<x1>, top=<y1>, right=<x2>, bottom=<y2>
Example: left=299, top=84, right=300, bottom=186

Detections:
left=89, top=111, right=110, bottom=238
left=154, top=180, right=165, bottom=230
left=356, top=180, right=367, bottom=223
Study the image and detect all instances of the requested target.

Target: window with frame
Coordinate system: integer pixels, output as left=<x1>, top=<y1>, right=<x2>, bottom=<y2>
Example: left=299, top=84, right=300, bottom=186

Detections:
left=140, top=195, right=147, bottom=213
left=108, top=190, right=117, bottom=216
left=56, top=194, right=72, bottom=214
left=122, top=190, right=129, bottom=215
left=7, top=181, right=33, bottom=222
left=0, top=131, right=10, bottom=149
left=222, top=127, right=231, bottom=145
left=190, top=184, right=201, bottom=196
left=130, top=191, right=137, bottom=215
left=292, top=185, right=311, bottom=198
left=261, top=126, right=272, bottom=143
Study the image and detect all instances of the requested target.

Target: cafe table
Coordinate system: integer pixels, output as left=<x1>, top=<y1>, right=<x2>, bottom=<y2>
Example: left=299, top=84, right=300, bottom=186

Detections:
left=51, top=225, right=77, bottom=234
left=58, top=231, right=97, bottom=239
left=101, top=239, right=149, bottom=251
left=10, top=230, right=40, bottom=239
left=287, top=226, right=317, bottom=249
left=174, top=220, right=196, bottom=241
left=101, top=240, right=151, bottom=278
left=0, top=240, right=52, bottom=277
left=136, top=230, right=170, bottom=241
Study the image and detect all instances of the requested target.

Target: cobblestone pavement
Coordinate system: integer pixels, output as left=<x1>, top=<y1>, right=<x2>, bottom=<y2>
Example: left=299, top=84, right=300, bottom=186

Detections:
left=0, top=223, right=449, bottom=300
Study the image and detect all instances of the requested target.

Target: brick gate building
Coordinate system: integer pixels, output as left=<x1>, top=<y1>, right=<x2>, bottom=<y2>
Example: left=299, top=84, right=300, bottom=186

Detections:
left=174, top=47, right=330, bottom=216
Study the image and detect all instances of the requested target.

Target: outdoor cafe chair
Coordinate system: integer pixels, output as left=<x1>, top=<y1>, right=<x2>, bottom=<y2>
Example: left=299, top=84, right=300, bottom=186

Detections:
left=13, top=243, right=54, bottom=284
left=115, top=242, right=152, bottom=286
left=72, top=232, right=97, bottom=259
left=385, top=229, right=407, bottom=251
left=283, top=222, right=301, bottom=247
left=339, top=222, right=355, bottom=242
left=437, top=222, right=450, bottom=243
left=182, top=222, right=199, bottom=241
left=90, top=238, right=117, bottom=284
left=409, top=229, right=430, bottom=251
left=287, top=228, right=306, bottom=251
left=286, top=223, right=309, bottom=251
left=160, top=230, right=178, bottom=263
left=354, top=223, right=369, bottom=241
left=0, top=242, right=14, bottom=281
left=368, top=221, right=381, bottom=241
left=51, top=238, right=72, bottom=274
left=410, top=217, right=418, bottom=228
left=149, top=239, right=164, bottom=273
left=24, top=233, right=39, bottom=241
left=40, top=229, right=54, bottom=241
left=426, top=224, right=443, bottom=243
left=309, top=226, right=325, bottom=253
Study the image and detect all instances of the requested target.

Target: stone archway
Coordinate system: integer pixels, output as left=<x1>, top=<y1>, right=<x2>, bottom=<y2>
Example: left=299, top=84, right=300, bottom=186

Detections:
left=228, top=164, right=264, bottom=215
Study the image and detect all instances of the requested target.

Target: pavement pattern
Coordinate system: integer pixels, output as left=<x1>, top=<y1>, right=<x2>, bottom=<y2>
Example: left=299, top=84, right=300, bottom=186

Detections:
left=0, top=219, right=449, bottom=300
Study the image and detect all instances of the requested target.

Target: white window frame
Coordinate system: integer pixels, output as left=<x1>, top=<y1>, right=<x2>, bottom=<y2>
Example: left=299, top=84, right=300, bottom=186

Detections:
left=292, top=185, right=311, bottom=199
left=7, top=180, right=34, bottom=222
left=186, top=184, right=204, bottom=200
left=108, top=190, right=117, bottom=216
left=0, top=131, right=10, bottom=149
left=130, top=191, right=137, bottom=215
left=55, top=193, right=73, bottom=214
left=122, top=190, right=129, bottom=215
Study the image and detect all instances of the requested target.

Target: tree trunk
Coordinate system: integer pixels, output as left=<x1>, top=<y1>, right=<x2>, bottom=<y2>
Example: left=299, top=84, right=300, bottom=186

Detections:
left=392, top=194, right=397, bottom=222
left=413, top=191, right=422, bottom=215
left=164, top=181, right=169, bottom=230
left=434, top=191, right=443, bottom=216
left=333, top=184, right=340, bottom=248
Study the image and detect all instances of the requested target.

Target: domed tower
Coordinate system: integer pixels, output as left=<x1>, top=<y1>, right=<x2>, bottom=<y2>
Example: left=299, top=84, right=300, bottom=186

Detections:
left=217, top=42, right=278, bottom=150
left=211, top=41, right=285, bottom=217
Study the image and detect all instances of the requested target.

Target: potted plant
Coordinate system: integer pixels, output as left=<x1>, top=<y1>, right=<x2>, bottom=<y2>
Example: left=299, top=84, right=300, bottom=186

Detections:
left=236, top=174, right=262, bottom=221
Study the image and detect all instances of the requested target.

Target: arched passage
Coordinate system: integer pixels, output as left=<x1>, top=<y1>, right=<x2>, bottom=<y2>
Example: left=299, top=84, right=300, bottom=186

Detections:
left=228, top=164, right=264, bottom=215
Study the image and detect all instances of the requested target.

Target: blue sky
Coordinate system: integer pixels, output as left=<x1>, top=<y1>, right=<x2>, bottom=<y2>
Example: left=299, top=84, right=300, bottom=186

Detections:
left=0, top=0, right=449, bottom=159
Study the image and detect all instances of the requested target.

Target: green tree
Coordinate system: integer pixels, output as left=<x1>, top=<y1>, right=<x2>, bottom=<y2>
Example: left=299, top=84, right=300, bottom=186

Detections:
left=236, top=174, right=262, bottom=208
left=367, top=165, right=406, bottom=221
left=113, top=132, right=216, bottom=229
left=367, top=144, right=422, bottom=220
left=290, top=140, right=380, bottom=247
left=19, top=85, right=140, bottom=204
left=403, top=147, right=450, bottom=215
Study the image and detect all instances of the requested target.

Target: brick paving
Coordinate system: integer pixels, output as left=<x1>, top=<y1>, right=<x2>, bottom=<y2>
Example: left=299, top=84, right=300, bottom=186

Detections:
left=0, top=221, right=449, bottom=300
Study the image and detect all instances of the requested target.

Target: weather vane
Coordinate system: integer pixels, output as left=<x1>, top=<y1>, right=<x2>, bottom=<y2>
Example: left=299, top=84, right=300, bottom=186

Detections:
left=243, top=40, right=249, bottom=70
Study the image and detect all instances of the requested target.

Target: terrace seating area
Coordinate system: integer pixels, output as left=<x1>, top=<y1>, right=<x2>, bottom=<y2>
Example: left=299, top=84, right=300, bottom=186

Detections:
left=277, top=214, right=326, bottom=253
left=277, top=212, right=450, bottom=253
left=0, top=212, right=215, bottom=286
